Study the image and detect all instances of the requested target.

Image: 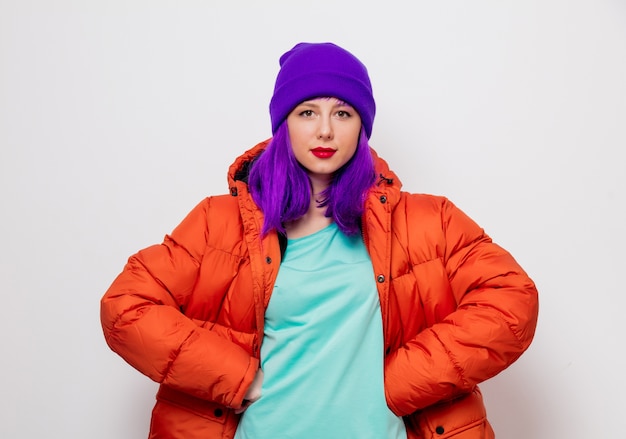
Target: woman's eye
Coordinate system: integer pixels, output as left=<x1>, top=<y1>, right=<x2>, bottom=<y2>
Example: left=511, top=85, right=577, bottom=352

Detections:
left=336, top=110, right=351, bottom=118
left=300, top=110, right=314, bottom=117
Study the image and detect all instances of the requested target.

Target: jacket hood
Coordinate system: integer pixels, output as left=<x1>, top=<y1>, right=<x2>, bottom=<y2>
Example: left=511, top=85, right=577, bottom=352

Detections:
left=227, top=139, right=271, bottom=190
left=227, top=138, right=403, bottom=200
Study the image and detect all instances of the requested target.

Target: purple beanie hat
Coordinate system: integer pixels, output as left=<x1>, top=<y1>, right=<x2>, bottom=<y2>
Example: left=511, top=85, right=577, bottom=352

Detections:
left=269, top=42, right=376, bottom=138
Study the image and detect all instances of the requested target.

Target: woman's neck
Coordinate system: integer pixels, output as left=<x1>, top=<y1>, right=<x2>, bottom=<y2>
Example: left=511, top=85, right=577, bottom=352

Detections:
left=308, top=173, right=332, bottom=195
left=284, top=188, right=332, bottom=239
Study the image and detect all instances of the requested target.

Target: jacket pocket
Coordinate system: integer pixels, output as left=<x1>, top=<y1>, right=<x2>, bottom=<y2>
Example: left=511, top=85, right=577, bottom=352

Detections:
left=156, top=384, right=228, bottom=423
left=149, top=385, right=236, bottom=439
left=405, top=387, right=494, bottom=439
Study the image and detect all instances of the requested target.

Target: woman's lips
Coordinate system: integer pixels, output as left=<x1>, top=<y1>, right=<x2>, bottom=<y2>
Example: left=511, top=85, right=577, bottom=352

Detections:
left=311, top=147, right=336, bottom=158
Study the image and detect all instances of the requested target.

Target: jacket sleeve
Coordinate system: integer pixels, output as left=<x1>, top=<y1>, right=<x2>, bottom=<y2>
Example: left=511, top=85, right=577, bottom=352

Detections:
left=384, top=197, right=539, bottom=416
left=100, top=198, right=258, bottom=409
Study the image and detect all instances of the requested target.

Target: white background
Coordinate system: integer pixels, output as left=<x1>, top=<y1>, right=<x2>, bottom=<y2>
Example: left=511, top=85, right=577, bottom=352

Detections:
left=1, top=1, right=625, bottom=438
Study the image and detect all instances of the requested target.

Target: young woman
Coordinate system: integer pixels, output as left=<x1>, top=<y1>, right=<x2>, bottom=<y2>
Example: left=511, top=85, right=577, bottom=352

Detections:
left=101, top=42, right=539, bottom=439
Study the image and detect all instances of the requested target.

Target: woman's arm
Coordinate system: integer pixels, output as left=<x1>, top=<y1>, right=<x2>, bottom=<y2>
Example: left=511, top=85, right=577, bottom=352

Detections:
left=384, top=197, right=539, bottom=415
left=100, top=198, right=258, bottom=409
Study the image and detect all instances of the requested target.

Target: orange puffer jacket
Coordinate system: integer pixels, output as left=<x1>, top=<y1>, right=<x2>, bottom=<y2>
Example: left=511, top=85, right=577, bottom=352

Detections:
left=101, top=140, right=538, bottom=439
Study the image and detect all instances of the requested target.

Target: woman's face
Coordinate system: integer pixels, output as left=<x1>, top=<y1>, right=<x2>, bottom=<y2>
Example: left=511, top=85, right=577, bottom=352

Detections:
left=287, top=97, right=362, bottom=186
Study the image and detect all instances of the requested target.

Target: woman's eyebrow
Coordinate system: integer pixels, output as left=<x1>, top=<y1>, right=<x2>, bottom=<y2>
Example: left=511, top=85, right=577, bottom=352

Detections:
left=298, top=101, right=321, bottom=108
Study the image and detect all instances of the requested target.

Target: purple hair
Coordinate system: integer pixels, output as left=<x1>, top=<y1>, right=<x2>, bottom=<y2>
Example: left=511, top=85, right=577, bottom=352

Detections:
left=248, top=121, right=376, bottom=236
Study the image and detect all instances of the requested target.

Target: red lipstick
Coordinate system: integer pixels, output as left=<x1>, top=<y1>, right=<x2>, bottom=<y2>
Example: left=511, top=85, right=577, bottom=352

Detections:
left=311, top=147, right=336, bottom=158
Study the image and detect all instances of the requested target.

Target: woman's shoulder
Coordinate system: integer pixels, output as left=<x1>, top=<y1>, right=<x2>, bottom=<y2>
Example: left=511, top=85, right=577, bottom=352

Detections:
left=178, top=194, right=240, bottom=220
left=397, top=191, right=451, bottom=212
left=170, top=195, right=243, bottom=242
left=393, top=192, right=475, bottom=233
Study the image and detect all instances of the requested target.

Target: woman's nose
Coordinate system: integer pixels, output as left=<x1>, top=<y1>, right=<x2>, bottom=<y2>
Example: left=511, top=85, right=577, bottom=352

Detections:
left=317, top=116, right=333, bottom=140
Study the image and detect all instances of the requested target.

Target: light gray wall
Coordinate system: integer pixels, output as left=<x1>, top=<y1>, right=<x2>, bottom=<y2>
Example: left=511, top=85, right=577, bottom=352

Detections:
left=1, top=1, right=624, bottom=438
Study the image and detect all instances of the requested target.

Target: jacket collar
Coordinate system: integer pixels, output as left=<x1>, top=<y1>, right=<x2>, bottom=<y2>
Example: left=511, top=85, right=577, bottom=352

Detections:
left=368, top=148, right=402, bottom=208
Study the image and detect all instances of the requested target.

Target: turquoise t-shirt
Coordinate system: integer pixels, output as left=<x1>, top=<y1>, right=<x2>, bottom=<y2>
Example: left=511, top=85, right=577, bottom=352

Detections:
left=234, top=223, right=406, bottom=439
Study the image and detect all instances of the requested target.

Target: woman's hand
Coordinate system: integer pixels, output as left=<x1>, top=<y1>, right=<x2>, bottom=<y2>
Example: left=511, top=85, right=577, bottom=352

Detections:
left=235, top=368, right=264, bottom=414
